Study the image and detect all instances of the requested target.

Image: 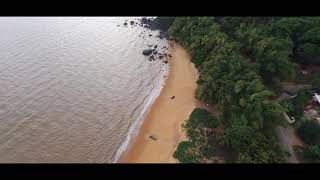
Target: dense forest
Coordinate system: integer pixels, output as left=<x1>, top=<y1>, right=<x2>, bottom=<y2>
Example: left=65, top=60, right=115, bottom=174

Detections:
left=156, top=17, right=320, bottom=163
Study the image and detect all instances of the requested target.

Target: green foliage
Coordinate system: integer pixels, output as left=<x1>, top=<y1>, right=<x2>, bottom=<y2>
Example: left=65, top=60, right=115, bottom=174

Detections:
left=169, top=17, right=320, bottom=163
left=312, top=74, right=320, bottom=90
left=271, top=17, right=320, bottom=65
left=296, top=43, right=320, bottom=65
left=200, top=143, right=216, bottom=159
left=218, top=116, right=254, bottom=151
left=173, top=108, right=220, bottom=163
left=282, top=89, right=311, bottom=119
left=292, top=89, right=311, bottom=118
left=183, top=108, right=219, bottom=144
left=297, top=120, right=320, bottom=145
left=254, top=37, right=295, bottom=82
left=189, top=108, right=220, bottom=128
left=300, top=27, right=320, bottom=44
left=282, top=100, right=294, bottom=112
left=173, top=141, right=198, bottom=163
left=238, top=133, right=286, bottom=163
left=303, top=145, right=320, bottom=162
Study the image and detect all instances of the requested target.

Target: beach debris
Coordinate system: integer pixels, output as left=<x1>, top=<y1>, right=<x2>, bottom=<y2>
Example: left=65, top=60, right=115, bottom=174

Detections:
left=149, top=134, right=158, bottom=141
left=143, top=49, right=153, bottom=56
left=149, top=34, right=152, bottom=36
left=171, top=96, right=175, bottom=99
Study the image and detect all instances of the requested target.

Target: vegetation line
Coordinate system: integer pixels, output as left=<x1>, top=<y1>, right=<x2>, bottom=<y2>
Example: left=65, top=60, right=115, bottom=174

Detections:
left=155, top=17, right=320, bottom=163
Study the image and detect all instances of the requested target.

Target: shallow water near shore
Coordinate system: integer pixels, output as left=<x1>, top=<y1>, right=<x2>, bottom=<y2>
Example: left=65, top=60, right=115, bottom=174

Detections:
left=0, top=17, right=168, bottom=162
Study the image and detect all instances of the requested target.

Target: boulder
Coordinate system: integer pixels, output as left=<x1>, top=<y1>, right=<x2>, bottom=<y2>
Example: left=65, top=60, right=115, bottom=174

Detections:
left=143, top=49, right=153, bottom=56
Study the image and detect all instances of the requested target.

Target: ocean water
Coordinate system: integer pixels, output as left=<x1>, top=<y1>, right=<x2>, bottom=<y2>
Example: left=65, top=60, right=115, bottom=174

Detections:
left=0, top=17, right=169, bottom=162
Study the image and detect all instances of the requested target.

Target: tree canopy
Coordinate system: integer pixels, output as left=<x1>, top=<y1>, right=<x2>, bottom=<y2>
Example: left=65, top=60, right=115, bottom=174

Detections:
left=166, top=17, right=320, bottom=163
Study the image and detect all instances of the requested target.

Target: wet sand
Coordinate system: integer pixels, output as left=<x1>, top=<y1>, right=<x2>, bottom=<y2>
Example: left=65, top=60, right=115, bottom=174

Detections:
left=119, top=43, right=199, bottom=163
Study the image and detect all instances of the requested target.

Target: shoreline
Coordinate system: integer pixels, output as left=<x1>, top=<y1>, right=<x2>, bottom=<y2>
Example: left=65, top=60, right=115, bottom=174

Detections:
left=112, top=65, right=169, bottom=163
left=118, top=43, right=199, bottom=163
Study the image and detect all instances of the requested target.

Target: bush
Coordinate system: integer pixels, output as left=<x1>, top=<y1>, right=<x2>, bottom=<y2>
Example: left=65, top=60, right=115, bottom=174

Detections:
left=174, top=108, right=221, bottom=163
left=183, top=108, right=219, bottom=143
left=297, top=120, right=320, bottom=145
left=292, top=89, right=311, bottom=118
left=282, top=100, right=295, bottom=113
left=312, top=75, right=320, bottom=90
left=201, top=144, right=216, bottom=159
left=303, top=145, right=320, bottom=162
left=173, top=141, right=198, bottom=163
left=296, top=43, right=320, bottom=65
left=189, top=108, right=220, bottom=128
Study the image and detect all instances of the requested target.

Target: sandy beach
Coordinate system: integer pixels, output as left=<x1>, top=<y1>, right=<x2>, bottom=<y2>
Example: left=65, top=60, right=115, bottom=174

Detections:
left=119, top=43, right=199, bottom=163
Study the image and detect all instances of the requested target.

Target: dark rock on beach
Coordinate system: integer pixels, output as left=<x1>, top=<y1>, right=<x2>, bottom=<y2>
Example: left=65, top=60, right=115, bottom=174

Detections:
left=124, top=22, right=128, bottom=26
left=138, top=17, right=169, bottom=40
left=153, top=51, right=157, bottom=55
left=130, top=21, right=134, bottom=25
left=154, top=45, right=157, bottom=48
left=143, top=49, right=153, bottom=56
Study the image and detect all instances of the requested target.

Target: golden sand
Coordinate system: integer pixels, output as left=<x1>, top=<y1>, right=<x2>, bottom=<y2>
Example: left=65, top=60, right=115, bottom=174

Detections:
left=119, top=43, right=198, bottom=163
